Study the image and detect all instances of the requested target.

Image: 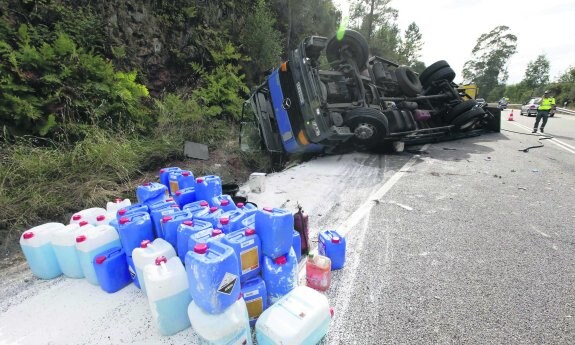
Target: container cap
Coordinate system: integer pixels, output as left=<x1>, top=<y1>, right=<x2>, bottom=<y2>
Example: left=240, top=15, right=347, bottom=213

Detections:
left=209, top=207, right=218, bottom=213
left=160, top=169, right=165, bottom=173
left=182, top=171, right=191, bottom=177
left=155, top=256, right=167, bottom=265
left=23, top=232, right=34, bottom=240
left=221, top=199, right=229, bottom=206
left=237, top=203, right=244, bottom=208
left=79, top=221, right=89, bottom=227
left=212, top=229, right=223, bottom=236
left=263, top=207, right=273, bottom=212
left=72, top=214, right=82, bottom=221
left=331, top=236, right=341, bottom=244
left=96, top=215, right=106, bottom=222
left=196, top=177, right=204, bottom=183
left=200, top=201, right=209, bottom=207
left=194, top=243, right=208, bottom=254
left=183, top=220, right=193, bottom=226
left=245, top=228, right=256, bottom=236
left=95, top=256, right=106, bottom=264
left=118, top=209, right=127, bottom=216
left=162, top=215, right=173, bottom=223
left=275, top=255, right=287, bottom=265
left=76, top=235, right=87, bottom=243
left=140, top=240, right=151, bottom=248
left=220, top=217, right=229, bottom=225
left=119, top=217, right=130, bottom=225
left=143, top=182, right=151, bottom=186
left=330, top=308, right=334, bottom=317
left=175, top=191, right=182, bottom=196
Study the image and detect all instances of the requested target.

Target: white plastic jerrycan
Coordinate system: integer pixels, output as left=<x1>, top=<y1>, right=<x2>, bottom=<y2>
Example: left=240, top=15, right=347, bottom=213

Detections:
left=75, top=224, right=121, bottom=285
left=106, top=198, right=131, bottom=214
left=143, top=256, right=191, bottom=336
left=20, top=223, right=65, bottom=279
left=51, top=223, right=87, bottom=278
left=70, top=207, right=107, bottom=226
left=132, top=238, right=176, bottom=294
left=188, top=296, right=253, bottom=345
left=256, top=286, right=332, bottom=345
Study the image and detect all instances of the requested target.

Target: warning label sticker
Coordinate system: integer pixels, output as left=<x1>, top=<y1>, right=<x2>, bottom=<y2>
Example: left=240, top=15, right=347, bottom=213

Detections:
left=240, top=247, right=259, bottom=274
left=217, top=272, right=238, bottom=295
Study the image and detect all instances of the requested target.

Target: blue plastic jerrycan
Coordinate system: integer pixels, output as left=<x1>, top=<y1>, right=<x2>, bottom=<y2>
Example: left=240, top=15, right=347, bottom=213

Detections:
left=255, top=207, right=294, bottom=259
left=159, top=211, right=193, bottom=253
left=242, top=214, right=256, bottom=229
left=126, top=254, right=140, bottom=288
left=318, top=230, right=346, bottom=270
left=93, top=247, right=132, bottom=293
left=185, top=241, right=241, bottom=314
left=117, top=203, right=149, bottom=219
left=195, top=176, right=223, bottom=205
left=20, top=223, right=65, bottom=280
left=173, top=187, right=196, bottom=208
left=188, top=229, right=223, bottom=253
left=237, top=202, right=258, bottom=217
left=241, top=276, right=268, bottom=326
left=169, top=170, right=195, bottom=194
left=195, top=206, right=225, bottom=228
left=176, top=219, right=212, bottom=262
left=117, top=212, right=155, bottom=256
left=263, top=247, right=298, bottom=305
left=211, top=195, right=237, bottom=212
left=222, top=228, right=262, bottom=282
left=183, top=200, right=210, bottom=215
left=137, top=182, right=168, bottom=205
left=292, top=230, right=301, bottom=262
left=150, top=204, right=180, bottom=238
left=219, top=209, right=249, bottom=234
left=159, top=167, right=181, bottom=194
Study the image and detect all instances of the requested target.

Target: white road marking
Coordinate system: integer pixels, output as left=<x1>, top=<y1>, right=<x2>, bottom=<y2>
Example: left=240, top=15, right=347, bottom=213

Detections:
left=508, top=121, right=575, bottom=155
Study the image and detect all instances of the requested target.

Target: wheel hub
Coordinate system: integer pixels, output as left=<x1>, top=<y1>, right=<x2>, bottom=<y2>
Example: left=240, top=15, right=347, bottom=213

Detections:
left=354, top=123, right=375, bottom=139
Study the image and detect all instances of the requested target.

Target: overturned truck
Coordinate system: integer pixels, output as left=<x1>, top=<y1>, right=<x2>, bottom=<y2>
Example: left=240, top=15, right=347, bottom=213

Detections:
left=240, top=30, right=500, bottom=156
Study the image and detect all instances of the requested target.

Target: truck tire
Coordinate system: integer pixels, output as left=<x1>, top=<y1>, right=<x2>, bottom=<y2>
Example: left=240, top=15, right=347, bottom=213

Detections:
left=326, top=30, right=369, bottom=71
left=395, top=66, right=422, bottom=97
left=419, top=60, right=450, bottom=85
left=345, top=108, right=389, bottom=150
left=451, top=108, right=486, bottom=131
left=445, top=100, right=477, bottom=122
left=425, top=67, right=456, bottom=87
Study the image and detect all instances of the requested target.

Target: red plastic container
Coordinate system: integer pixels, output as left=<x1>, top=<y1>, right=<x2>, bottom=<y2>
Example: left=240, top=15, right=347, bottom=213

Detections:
left=305, top=254, right=331, bottom=292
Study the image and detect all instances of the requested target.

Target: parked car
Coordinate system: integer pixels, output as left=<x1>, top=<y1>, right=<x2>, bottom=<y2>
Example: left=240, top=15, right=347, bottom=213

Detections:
left=475, top=98, right=486, bottom=108
left=520, top=98, right=541, bottom=117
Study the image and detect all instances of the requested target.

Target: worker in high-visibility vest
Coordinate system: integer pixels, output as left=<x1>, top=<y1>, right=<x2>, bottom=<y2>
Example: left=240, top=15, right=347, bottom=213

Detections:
left=532, top=90, right=556, bottom=133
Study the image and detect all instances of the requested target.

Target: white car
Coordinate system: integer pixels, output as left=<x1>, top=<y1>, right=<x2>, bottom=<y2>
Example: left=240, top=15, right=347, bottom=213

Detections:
left=520, top=98, right=541, bottom=117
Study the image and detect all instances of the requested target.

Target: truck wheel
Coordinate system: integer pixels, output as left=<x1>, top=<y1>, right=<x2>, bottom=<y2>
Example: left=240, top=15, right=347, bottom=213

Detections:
left=395, top=66, right=422, bottom=97
left=419, top=60, right=450, bottom=85
left=326, top=30, right=369, bottom=71
left=445, top=100, right=477, bottom=122
left=345, top=108, right=389, bottom=150
left=425, top=67, right=456, bottom=87
left=451, top=108, right=486, bottom=131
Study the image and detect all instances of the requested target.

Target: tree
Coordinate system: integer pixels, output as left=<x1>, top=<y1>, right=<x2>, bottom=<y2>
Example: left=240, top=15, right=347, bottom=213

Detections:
left=522, top=55, right=550, bottom=88
left=398, top=22, right=423, bottom=66
left=349, top=0, right=398, bottom=46
left=462, top=26, right=517, bottom=99
left=558, top=65, right=575, bottom=83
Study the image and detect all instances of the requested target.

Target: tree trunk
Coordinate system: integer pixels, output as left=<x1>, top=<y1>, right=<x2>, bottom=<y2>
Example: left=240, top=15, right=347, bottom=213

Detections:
left=367, top=0, right=375, bottom=44
left=286, top=0, right=292, bottom=51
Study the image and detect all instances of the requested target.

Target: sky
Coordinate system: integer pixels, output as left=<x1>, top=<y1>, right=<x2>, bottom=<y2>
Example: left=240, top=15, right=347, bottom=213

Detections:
left=334, top=0, right=575, bottom=84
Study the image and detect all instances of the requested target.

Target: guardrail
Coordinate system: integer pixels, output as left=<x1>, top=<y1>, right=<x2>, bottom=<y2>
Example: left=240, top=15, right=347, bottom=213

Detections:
left=557, top=107, right=575, bottom=115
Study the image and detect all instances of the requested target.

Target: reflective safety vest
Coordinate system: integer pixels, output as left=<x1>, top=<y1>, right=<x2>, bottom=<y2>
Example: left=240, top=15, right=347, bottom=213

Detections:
left=538, top=97, right=555, bottom=110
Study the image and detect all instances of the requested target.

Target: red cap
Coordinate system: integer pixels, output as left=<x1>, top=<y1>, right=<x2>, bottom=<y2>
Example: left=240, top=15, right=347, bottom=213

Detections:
left=96, top=215, right=106, bottom=222
left=162, top=215, right=172, bottom=223
left=196, top=177, right=204, bottom=183
left=183, top=220, right=193, bottom=226
left=194, top=243, right=208, bottom=254
left=72, top=214, right=82, bottom=221
left=237, top=203, right=244, bottom=208
left=220, top=217, right=229, bottom=225
left=143, top=182, right=151, bottom=186
left=155, top=256, right=167, bottom=265
left=118, top=209, right=127, bottom=216
left=200, top=201, right=209, bottom=207
left=245, top=228, right=256, bottom=236
left=119, top=217, right=130, bottom=225
left=160, top=169, right=165, bottom=173
left=221, top=199, right=229, bottom=206
left=212, top=229, right=223, bottom=236
left=115, top=198, right=123, bottom=203
left=141, top=240, right=151, bottom=248
left=175, top=191, right=182, bottom=196
left=274, top=255, right=287, bottom=265
left=182, top=171, right=191, bottom=177
left=79, top=221, right=89, bottom=227
left=23, top=232, right=34, bottom=240
left=209, top=207, right=218, bottom=213
left=95, top=256, right=106, bottom=264
left=76, top=235, right=87, bottom=243
left=238, top=292, right=243, bottom=300
left=166, top=198, right=174, bottom=202
left=263, top=207, right=273, bottom=212
left=331, top=236, right=341, bottom=244
left=330, top=308, right=334, bottom=317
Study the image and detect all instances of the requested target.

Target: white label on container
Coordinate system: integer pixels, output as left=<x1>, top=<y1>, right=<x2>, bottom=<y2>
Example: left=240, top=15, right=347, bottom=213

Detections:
left=240, top=238, right=255, bottom=248
left=217, top=272, right=238, bottom=295
left=230, top=329, right=249, bottom=345
left=243, top=289, right=259, bottom=298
